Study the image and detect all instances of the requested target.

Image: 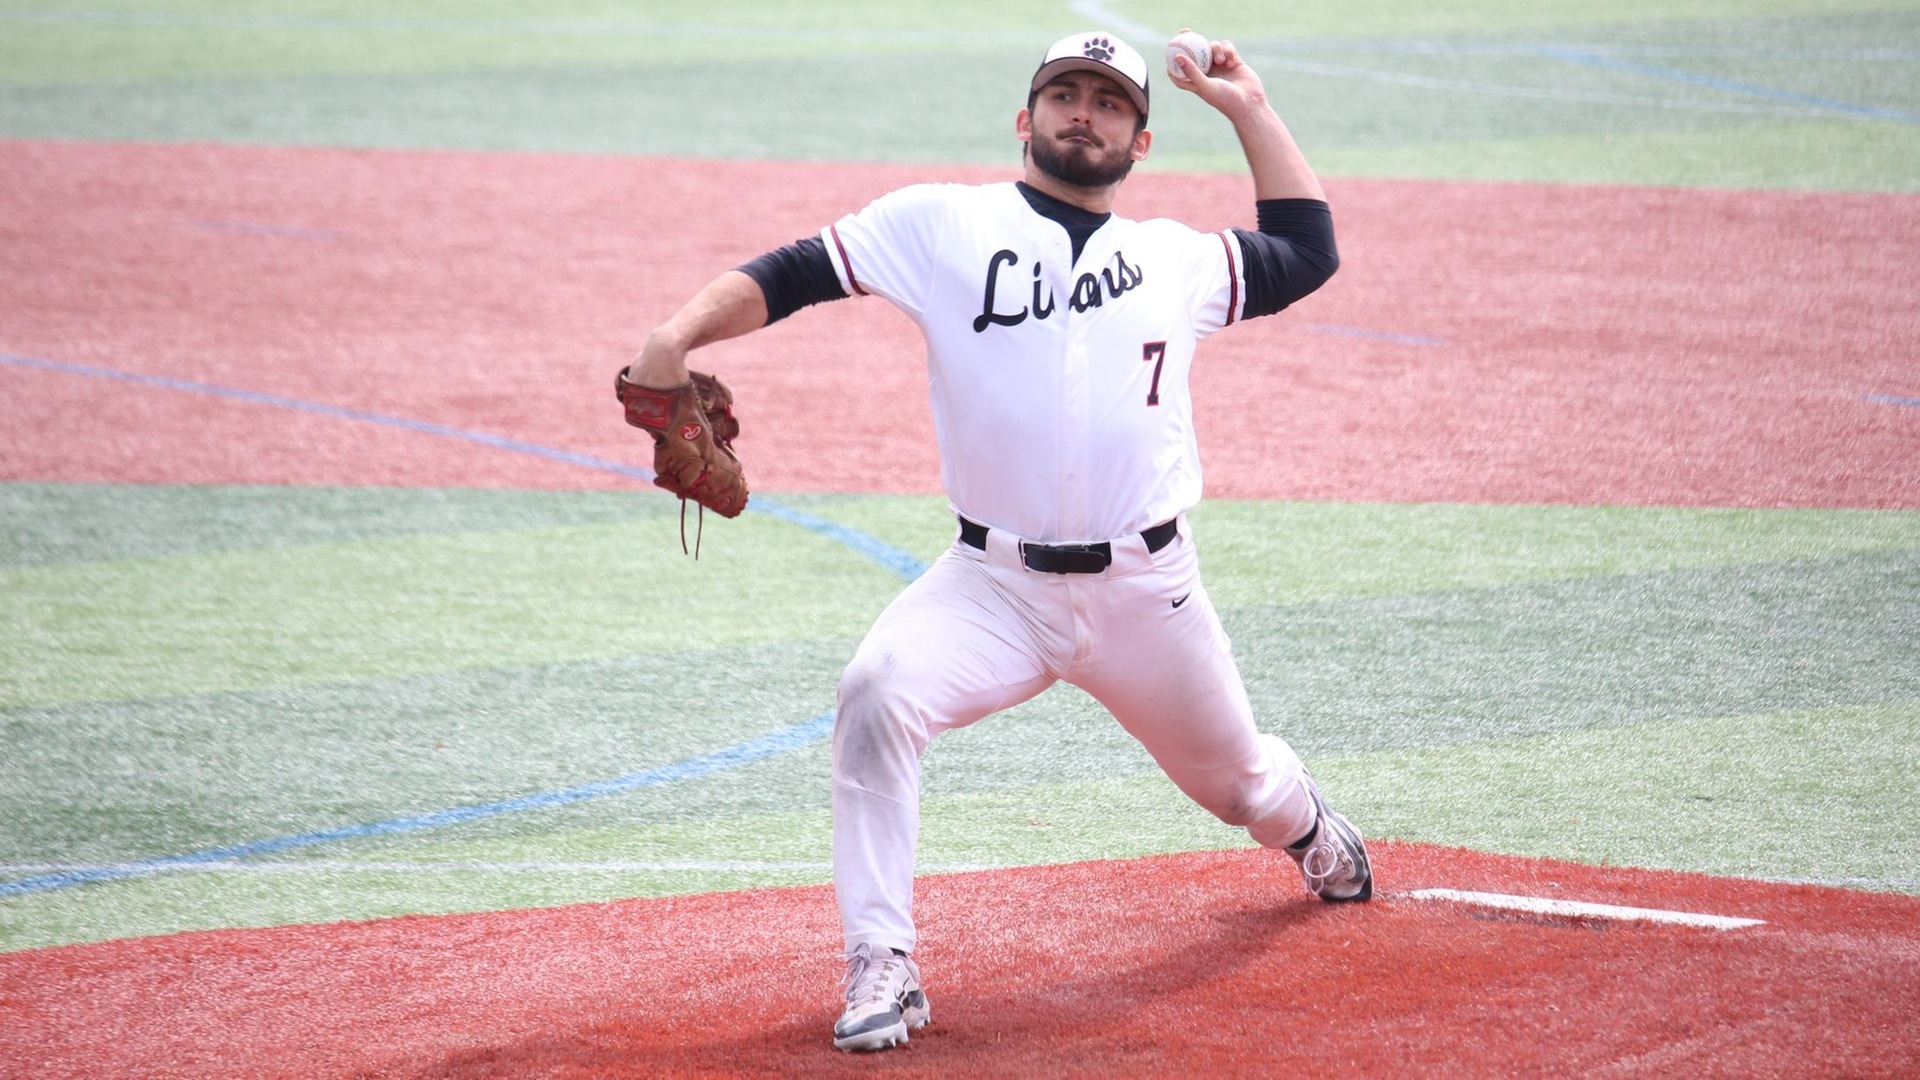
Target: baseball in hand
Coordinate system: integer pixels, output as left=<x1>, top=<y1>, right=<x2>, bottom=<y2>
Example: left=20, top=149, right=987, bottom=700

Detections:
left=1166, top=30, right=1211, bottom=78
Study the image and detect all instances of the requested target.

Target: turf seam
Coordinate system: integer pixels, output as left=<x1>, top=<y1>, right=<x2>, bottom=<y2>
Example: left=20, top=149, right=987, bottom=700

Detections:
left=0, top=709, right=837, bottom=898
left=0, top=351, right=928, bottom=581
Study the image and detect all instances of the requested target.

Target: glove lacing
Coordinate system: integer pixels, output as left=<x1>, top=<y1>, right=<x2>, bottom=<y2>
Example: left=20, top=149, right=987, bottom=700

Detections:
left=678, top=496, right=705, bottom=559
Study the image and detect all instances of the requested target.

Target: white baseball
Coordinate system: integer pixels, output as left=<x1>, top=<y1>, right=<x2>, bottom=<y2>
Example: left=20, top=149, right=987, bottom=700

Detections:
left=1166, top=30, right=1211, bottom=78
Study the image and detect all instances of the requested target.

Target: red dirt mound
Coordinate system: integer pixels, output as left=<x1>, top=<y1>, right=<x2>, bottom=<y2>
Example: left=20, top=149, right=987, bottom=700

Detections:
left=4, top=843, right=1916, bottom=1077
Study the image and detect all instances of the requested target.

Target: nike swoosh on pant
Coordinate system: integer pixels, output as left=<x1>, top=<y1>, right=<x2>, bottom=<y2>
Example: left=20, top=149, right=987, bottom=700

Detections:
left=1171, top=592, right=1191, bottom=609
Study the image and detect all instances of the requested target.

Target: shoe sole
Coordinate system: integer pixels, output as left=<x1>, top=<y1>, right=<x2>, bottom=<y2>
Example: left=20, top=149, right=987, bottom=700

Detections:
left=835, top=1019, right=908, bottom=1052
left=1319, top=806, right=1373, bottom=902
left=834, top=1003, right=930, bottom=1052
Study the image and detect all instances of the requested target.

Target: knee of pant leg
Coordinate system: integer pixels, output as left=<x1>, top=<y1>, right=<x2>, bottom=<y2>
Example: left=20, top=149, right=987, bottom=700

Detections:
left=1160, top=768, right=1254, bottom=826
left=836, top=646, right=904, bottom=720
left=834, top=649, right=930, bottom=786
left=1223, top=769, right=1315, bottom=849
left=1206, top=792, right=1258, bottom=828
left=1176, top=761, right=1277, bottom=830
left=1168, top=738, right=1312, bottom=840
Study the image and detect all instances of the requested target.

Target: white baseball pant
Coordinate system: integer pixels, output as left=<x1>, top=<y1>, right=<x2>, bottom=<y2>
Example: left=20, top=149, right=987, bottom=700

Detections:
left=831, top=517, right=1319, bottom=954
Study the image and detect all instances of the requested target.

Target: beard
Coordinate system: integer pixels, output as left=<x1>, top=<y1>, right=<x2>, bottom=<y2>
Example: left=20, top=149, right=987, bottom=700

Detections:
left=1029, top=129, right=1137, bottom=188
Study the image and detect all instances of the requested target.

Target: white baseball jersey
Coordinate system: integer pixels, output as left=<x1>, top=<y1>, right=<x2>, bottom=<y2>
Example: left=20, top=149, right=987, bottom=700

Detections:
left=818, top=180, right=1343, bottom=958
left=822, top=182, right=1248, bottom=544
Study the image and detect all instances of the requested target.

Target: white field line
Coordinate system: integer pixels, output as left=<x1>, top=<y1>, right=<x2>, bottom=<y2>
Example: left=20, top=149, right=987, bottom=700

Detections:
left=1067, top=3, right=1872, bottom=123
left=0, top=860, right=993, bottom=876
left=1408, top=888, right=1765, bottom=930
left=1259, top=56, right=1840, bottom=120
left=1764, top=876, right=1920, bottom=890
left=1070, top=0, right=1160, bottom=46
left=4, top=863, right=1903, bottom=891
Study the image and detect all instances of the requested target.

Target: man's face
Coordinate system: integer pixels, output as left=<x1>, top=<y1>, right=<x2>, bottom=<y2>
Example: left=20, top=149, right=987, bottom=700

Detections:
left=1022, top=71, right=1148, bottom=189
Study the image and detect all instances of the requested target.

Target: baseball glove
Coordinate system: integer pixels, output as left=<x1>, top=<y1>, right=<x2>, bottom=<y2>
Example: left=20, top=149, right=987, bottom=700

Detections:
left=615, top=367, right=749, bottom=547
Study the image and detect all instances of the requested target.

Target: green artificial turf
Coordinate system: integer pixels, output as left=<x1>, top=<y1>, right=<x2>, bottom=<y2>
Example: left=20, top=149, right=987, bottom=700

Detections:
left=4, top=484, right=1913, bottom=950
left=3, top=1, right=1915, bottom=189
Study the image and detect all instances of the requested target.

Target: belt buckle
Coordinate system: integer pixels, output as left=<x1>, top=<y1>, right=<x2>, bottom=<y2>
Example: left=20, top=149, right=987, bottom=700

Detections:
left=1020, top=541, right=1111, bottom=575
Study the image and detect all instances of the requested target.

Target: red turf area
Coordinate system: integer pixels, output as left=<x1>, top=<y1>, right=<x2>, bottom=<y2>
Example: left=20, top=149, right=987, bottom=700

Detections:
left=2, top=140, right=1916, bottom=507
left=4, top=843, right=1917, bottom=1077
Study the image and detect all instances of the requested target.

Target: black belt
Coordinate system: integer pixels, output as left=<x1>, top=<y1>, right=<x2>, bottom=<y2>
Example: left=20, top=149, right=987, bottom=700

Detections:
left=958, top=516, right=1177, bottom=574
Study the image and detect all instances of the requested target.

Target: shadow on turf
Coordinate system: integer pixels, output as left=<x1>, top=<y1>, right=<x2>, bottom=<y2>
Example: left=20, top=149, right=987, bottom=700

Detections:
left=410, top=902, right=1331, bottom=1077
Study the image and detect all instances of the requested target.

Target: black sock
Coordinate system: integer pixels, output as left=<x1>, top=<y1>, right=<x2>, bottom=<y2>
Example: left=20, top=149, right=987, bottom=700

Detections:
left=1288, top=819, right=1320, bottom=852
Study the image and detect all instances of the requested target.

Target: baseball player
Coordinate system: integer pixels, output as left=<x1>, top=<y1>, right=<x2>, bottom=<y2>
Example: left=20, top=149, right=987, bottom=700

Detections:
left=620, top=30, right=1370, bottom=1053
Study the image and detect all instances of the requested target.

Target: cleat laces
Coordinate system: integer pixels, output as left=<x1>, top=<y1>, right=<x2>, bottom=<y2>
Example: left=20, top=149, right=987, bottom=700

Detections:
left=842, top=946, right=907, bottom=1009
left=1299, top=839, right=1351, bottom=895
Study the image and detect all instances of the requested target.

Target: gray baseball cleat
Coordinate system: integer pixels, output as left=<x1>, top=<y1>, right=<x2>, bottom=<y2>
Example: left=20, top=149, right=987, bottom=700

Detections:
left=834, top=943, right=930, bottom=1052
left=1287, top=778, right=1373, bottom=902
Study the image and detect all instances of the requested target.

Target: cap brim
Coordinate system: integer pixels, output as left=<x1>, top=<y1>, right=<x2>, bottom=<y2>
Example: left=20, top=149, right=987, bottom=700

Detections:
left=1030, top=58, right=1149, bottom=115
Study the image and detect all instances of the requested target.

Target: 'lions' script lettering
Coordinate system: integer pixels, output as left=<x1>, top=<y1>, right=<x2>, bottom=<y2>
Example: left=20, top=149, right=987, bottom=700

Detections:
left=973, top=249, right=1144, bottom=333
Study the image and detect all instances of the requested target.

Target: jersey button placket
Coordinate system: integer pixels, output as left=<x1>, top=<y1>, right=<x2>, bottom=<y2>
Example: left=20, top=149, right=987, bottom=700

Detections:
left=1058, top=280, right=1093, bottom=541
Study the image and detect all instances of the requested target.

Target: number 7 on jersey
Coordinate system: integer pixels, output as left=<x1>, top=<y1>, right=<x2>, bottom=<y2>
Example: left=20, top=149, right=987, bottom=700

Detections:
left=1142, top=341, right=1167, bottom=406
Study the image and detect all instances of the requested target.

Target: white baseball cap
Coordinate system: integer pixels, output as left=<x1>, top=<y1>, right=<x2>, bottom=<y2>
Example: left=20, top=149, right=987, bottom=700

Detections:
left=1030, top=31, right=1150, bottom=116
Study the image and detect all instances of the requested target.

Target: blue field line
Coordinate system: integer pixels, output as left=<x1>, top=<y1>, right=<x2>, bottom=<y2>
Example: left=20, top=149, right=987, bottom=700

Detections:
left=1868, top=393, right=1920, bottom=409
left=0, top=709, right=837, bottom=898
left=751, top=500, right=930, bottom=581
left=1309, top=324, right=1450, bottom=348
left=189, top=218, right=345, bottom=242
left=1538, top=46, right=1920, bottom=126
left=1, top=352, right=656, bottom=480
left=0, top=351, right=927, bottom=581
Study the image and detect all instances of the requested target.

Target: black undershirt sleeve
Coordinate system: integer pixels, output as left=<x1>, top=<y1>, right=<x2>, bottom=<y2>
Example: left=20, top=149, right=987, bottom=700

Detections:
left=1234, top=199, right=1339, bottom=320
left=736, top=236, right=849, bottom=325
left=738, top=199, right=1333, bottom=326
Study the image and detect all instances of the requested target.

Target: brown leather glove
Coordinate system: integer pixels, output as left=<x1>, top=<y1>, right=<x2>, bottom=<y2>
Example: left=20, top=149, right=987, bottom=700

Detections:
left=615, top=366, right=749, bottom=520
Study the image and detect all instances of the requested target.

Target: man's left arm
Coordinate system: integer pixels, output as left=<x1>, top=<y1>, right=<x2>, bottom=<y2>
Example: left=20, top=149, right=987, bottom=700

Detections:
left=1169, top=38, right=1322, bottom=201
left=1171, top=40, right=1339, bottom=317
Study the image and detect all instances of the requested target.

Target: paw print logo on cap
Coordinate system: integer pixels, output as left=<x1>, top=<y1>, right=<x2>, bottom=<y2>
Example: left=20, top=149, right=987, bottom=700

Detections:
left=1034, top=31, right=1150, bottom=114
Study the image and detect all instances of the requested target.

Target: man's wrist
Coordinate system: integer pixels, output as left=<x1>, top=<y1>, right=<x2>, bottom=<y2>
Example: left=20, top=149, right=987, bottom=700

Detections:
left=630, top=329, right=692, bottom=388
